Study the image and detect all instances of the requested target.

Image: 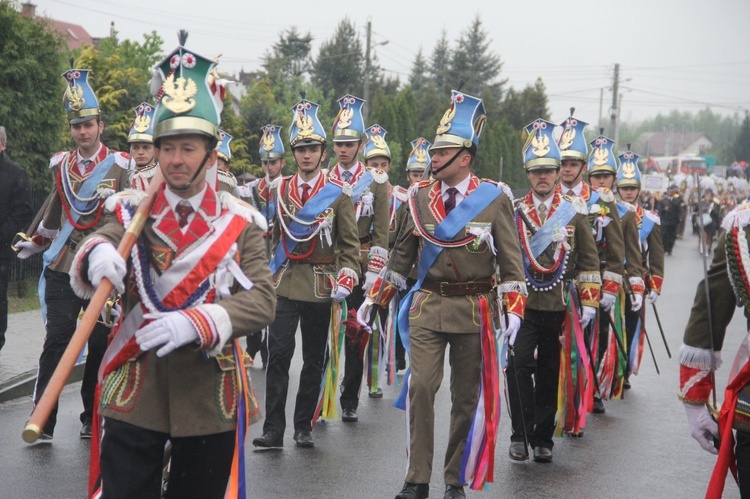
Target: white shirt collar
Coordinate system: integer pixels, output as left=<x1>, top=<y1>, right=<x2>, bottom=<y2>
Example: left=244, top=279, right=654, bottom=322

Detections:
left=440, top=174, right=472, bottom=198
left=563, top=182, right=583, bottom=196
left=163, top=183, right=207, bottom=214
left=297, top=171, right=321, bottom=189
left=77, top=144, right=103, bottom=164
left=532, top=194, right=553, bottom=212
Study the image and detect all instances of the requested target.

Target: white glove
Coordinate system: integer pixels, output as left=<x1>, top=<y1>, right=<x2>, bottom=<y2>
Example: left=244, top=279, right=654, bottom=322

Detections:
left=600, top=292, right=616, bottom=311
left=647, top=290, right=659, bottom=304
left=331, top=286, right=351, bottom=302
left=579, top=306, right=597, bottom=329
left=630, top=293, right=643, bottom=312
left=136, top=311, right=199, bottom=357
left=500, top=314, right=522, bottom=347
left=16, top=240, right=45, bottom=260
left=362, top=271, right=378, bottom=293
left=356, top=297, right=375, bottom=333
left=88, top=243, right=126, bottom=293
left=684, top=403, right=719, bottom=455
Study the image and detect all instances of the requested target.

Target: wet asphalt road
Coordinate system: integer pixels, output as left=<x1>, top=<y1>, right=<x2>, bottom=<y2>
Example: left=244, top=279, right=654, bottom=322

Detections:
left=0, top=233, right=743, bottom=498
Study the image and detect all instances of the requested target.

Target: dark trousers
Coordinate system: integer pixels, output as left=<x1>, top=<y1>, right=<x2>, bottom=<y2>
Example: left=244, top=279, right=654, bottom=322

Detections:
left=0, top=259, right=9, bottom=351
left=662, top=224, right=678, bottom=253
left=507, top=309, right=565, bottom=449
left=263, top=296, right=331, bottom=434
left=737, top=429, right=750, bottom=497
left=341, top=284, right=366, bottom=410
left=34, top=267, right=110, bottom=434
left=100, top=417, right=234, bottom=499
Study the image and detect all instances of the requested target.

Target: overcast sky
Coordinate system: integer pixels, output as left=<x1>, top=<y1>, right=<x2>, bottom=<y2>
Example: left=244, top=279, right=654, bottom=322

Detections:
left=27, top=0, right=750, bottom=125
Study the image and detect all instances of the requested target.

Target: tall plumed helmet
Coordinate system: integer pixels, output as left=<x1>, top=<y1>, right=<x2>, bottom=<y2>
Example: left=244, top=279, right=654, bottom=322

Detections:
left=61, top=69, right=100, bottom=124
left=150, top=31, right=222, bottom=145
left=363, top=124, right=391, bottom=161
left=332, top=94, right=366, bottom=142
left=616, top=144, right=643, bottom=188
left=522, top=119, right=561, bottom=171
left=259, top=124, right=285, bottom=159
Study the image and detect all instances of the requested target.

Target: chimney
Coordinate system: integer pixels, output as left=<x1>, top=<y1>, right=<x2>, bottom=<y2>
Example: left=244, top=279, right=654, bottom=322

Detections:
left=21, top=2, right=36, bottom=17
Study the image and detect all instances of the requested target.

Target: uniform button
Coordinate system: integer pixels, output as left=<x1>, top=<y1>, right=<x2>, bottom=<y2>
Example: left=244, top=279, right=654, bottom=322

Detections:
left=447, top=262, right=452, bottom=267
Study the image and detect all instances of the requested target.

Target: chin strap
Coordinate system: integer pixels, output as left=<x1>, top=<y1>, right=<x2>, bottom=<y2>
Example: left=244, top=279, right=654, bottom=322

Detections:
left=431, top=147, right=467, bottom=176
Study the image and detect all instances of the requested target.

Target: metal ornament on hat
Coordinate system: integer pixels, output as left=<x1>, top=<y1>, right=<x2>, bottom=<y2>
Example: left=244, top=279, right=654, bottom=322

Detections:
left=559, top=107, right=577, bottom=151
left=64, top=70, right=85, bottom=112
left=133, top=104, right=153, bottom=133
left=162, top=51, right=198, bottom=114
left=262, top=126, right=276, bottom=152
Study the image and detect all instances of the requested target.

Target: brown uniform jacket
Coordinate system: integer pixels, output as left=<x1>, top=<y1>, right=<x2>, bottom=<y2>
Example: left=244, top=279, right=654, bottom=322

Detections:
left=72, top=185, right=276, bottom=436
left=328, top=162, right=390, bottom=271
left=272, top=171, right=361, bottom=303
left=388, top=175, right=526, bottom=333
left=635, top=204, right=665, bottom=294
left=558, top=183, right=625, bottom=294
left=618, top=205, right=647, bottom=287
left=41, top=147, right=130, bottom=273
left=681, top=206, right=750, bottom=432
left=516, top=192, right=602, bottom=311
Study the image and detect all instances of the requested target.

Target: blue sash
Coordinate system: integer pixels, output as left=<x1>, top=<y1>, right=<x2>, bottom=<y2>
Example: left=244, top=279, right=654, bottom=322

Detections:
left=394, top=182, right=501, bottom=409
left=640, top=212, right=656, bottom=243
left=269, top=182, right=343, bottom=274
left=528, top=199, right=578, bottom=259
left=38, top=154, right=116, bottom=321
left=350, top=170, right=374, bottom=205
left=616, top=201, right=629, bottom=220
left=585, top=190, right=600, bottom=208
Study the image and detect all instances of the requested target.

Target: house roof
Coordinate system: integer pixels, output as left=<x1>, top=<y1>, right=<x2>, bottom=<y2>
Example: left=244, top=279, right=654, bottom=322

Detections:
left=46, top=19, right=94, bottom=50
left=633, top=131, right=712, bottom=156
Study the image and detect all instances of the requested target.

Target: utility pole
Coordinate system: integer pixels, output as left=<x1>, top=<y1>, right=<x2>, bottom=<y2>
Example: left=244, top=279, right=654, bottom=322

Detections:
left=363, top=18, right=372, bottom=123
left=609, top=63, right=620, bottom=144
left=598, top=88, right=604, bottom=130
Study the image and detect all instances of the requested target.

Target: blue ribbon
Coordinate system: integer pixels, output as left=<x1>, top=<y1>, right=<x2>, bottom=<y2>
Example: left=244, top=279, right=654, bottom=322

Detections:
left=394, top=182, right=502, bottom=410
left=38, top=154, right=115, bottom=321
left=269, top=181, right=343, bottom=274
left=528, top=199, right=577, bottom=259
left=639, top=212, right=656, bottom=244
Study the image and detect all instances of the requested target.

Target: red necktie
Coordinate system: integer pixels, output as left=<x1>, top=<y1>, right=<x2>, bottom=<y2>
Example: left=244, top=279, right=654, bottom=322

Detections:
left=175, top=201, right=194, bottom=228
left=444, top=187, right=458, bottom=215
left=300, top=184, right=311, bottom=205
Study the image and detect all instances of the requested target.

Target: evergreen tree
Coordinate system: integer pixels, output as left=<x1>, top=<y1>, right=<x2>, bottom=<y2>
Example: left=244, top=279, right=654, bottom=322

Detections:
left=409, top=46, right=429, bottom=92
left=0, top=3, right=65, bottom=189
left=312, top=17, right=364, bottom=112
left=430, top=29, right=451, bottom=92
left=730, top=113, right=750, bottom=164
left=263, top=27, right=313, bottom=84
left=448, top=16, right=505, bottom=97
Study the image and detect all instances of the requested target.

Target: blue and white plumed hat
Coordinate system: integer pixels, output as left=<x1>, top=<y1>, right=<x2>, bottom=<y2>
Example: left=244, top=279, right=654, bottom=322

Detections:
left=127, top=102, right=157, bottom=144
left=289, top=99, right=327, bottom=148
left=522, top=119, right=561, bottom=170
left=557, top=108, right=589, bottom=161
left=216, top=129, right=232, bottom=163
left=431, top=90, right=486, bottom=152
left=62, top=69, right=100, bottom=124
left=616, top=145, right=643, bottom=188
left=259, top=124, right=285, bottom=159
left=363, top=124, right=391, bottom=161
left=407, top=138, right=431, bottom=172
left=588, top=133, right=618, bottom=176
left=332, top=94, right=366, bottom=142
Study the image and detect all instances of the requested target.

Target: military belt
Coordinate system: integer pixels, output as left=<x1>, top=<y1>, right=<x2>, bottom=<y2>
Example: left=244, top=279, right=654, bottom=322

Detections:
left=421, top=279, right=494, bottom=297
